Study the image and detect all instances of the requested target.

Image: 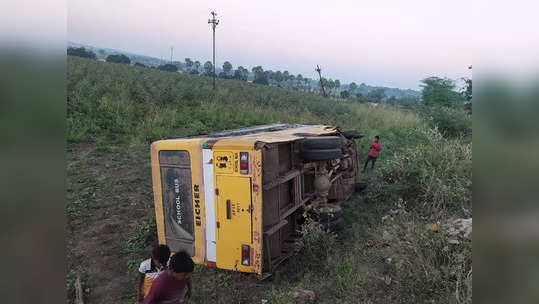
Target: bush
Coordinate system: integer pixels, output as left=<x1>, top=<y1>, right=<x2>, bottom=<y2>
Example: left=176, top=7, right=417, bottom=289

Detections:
left=67, top=47, right=96, bottom=59
left=157, top=64, right=178, bottom=72
left=294, top=218, right=337, bottom=271
left=375, top=127, right=472, bottom=216
left=421, top=105, right=471, bottom=138
left=106, top=54, right=131, bottom=64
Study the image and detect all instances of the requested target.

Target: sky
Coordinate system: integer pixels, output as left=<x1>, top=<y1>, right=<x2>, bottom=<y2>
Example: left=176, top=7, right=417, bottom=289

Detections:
left=66, top=0, right=474, bottom=89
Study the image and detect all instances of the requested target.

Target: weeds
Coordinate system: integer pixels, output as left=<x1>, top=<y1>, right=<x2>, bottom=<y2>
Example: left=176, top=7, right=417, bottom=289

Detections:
left=122, top=217, right=156, bottom=254
left=421, top=105, right=472, bottom=139
left=294, top=218, right=337, bottom=271
left=380, top=201, right=472, bottom=303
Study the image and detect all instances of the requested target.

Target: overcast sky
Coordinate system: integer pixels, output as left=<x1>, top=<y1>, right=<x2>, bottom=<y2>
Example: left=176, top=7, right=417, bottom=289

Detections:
left=68, top=0, right=473, bottom=89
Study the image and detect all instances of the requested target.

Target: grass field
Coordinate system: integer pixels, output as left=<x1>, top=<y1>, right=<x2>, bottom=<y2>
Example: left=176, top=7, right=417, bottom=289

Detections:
left=67, top=56, right=471, bottom=303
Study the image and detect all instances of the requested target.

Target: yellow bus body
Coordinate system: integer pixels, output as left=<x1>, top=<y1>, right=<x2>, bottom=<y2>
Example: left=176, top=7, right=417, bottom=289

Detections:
left=150, top=124, right=347, bottom=275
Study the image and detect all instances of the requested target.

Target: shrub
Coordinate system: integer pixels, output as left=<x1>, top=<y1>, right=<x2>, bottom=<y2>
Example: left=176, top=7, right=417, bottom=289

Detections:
left=376, top=127, right=472, bottom=216
left=421, top=105, right=471, bottom=138
left=157, top=64, right=178, bottom=72
left=67, top=47, right=96, bottom=59
left=106, top=54, right=131, bottom=64
left=294, top=218, right=337, bottom=271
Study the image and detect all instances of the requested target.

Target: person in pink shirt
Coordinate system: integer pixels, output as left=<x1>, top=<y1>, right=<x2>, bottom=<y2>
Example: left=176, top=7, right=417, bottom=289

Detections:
left=363, top=135, right=381, bottom=172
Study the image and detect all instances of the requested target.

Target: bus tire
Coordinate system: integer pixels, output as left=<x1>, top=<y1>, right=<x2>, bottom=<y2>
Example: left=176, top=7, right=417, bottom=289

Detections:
left=301, top=136, right=341, bottom=150
left=301, top=149, right=342, bottom=161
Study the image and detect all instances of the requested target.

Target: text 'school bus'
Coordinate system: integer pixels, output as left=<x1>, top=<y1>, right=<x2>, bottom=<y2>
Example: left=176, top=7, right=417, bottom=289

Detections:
left=151, top=124, right=363, bottom=277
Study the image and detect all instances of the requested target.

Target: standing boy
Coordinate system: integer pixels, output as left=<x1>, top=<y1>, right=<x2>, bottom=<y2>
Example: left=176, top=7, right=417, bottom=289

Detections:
left=363, top=135, right=381, bottom=172
left=144, top=251, right=194, bottom=304
left=137, top=245, right=171, bottom=303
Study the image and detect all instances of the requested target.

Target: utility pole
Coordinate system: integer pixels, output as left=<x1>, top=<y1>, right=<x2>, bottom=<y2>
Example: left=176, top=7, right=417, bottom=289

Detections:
left=315, top=65, right=327, bottom=97
left=208, top=11, right=219, bottom=89
left=170, top=46, right=173, bottom=64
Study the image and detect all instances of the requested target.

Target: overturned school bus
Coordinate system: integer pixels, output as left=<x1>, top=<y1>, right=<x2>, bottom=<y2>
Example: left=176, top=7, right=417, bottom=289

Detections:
left=151, top=123, right=363, bottom=276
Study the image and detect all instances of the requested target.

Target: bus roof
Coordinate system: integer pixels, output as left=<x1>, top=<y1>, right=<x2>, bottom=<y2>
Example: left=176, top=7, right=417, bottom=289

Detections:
left=170, top=123, right=340, bottom=144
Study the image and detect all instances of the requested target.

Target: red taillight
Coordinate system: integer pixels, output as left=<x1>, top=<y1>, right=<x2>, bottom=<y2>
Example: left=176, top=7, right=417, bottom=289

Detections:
left=241, top=244, right=250, bottom=266
left=240, top=152, right=249, bottom=174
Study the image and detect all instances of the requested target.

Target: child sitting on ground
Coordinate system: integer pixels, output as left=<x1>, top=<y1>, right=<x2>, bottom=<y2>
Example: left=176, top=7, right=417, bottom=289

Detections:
left=137, top=244, right=171, bottom=303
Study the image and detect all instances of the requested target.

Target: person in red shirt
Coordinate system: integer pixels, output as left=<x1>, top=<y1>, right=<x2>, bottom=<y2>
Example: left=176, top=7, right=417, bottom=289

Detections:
left=143, top=251, right=194, bottom=304
left=363, top=135, right=381, bottom=172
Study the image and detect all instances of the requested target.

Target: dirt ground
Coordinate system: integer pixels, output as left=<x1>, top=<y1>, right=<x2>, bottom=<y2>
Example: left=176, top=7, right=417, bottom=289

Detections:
left=67, top=142, right=155, bottom=303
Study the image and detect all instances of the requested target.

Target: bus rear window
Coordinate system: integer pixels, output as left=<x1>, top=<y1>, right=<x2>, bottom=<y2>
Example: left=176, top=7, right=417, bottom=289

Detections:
left=159, top=150, right=194, bottom=252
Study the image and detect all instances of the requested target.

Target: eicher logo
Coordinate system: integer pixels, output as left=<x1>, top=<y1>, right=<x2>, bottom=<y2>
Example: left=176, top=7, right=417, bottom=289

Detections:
left=174, top=178, right=184, bottom=225
left=193, top=184, right=201, bottom=226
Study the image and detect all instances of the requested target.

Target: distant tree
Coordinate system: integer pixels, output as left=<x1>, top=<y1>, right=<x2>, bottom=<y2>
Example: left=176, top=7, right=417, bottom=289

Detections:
left=274, top=71, right=283, bottom=86
left=366, top=88, right=385, bottom=103
left=222, top=61, right=233, bottom=77
left=67, top=47, right=96, bottom=59
left=334, top=80, right=341, bottom=93
left=420, top=76, right=462, bottom=107
left=304, top=78, right=311, bottom=91
left=283, top=71, right=290, bottom=83
left=320, top=77, right=329, bottom=92
left=157, top=64, right=178, bottom=72
left=233, top=69, right=242, bottom=80
left=340, top=90, right=350, bottom=98
left=106, top=54, right=130, bottom=64
left=203, top=61, right=213, bottom=76
left=296, top=74, right=304, bottom=90
left=252, top=66, right=268, bottom=85
left=98, top=49, right=105, bottom=55
left=266, top=70, right=275, bottom=85
left=134, top=62, right=146, bottom=67
left=184, top=58, right=193, bottom=72
left=348, top=82, right=358, bottom=94
left=264, top=70, right=272, bottom=84
left=328, top=79, right=335, bottom=95
left=190, top=61, right=201, bottom=74
left=288, top=74, right=296, bottom=89
left=233, top=66, right=248, bottom=81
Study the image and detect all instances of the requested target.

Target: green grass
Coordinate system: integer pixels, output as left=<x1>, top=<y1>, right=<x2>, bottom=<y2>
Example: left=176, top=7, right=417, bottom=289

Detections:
left=67, top=56, right=471, bottom=303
